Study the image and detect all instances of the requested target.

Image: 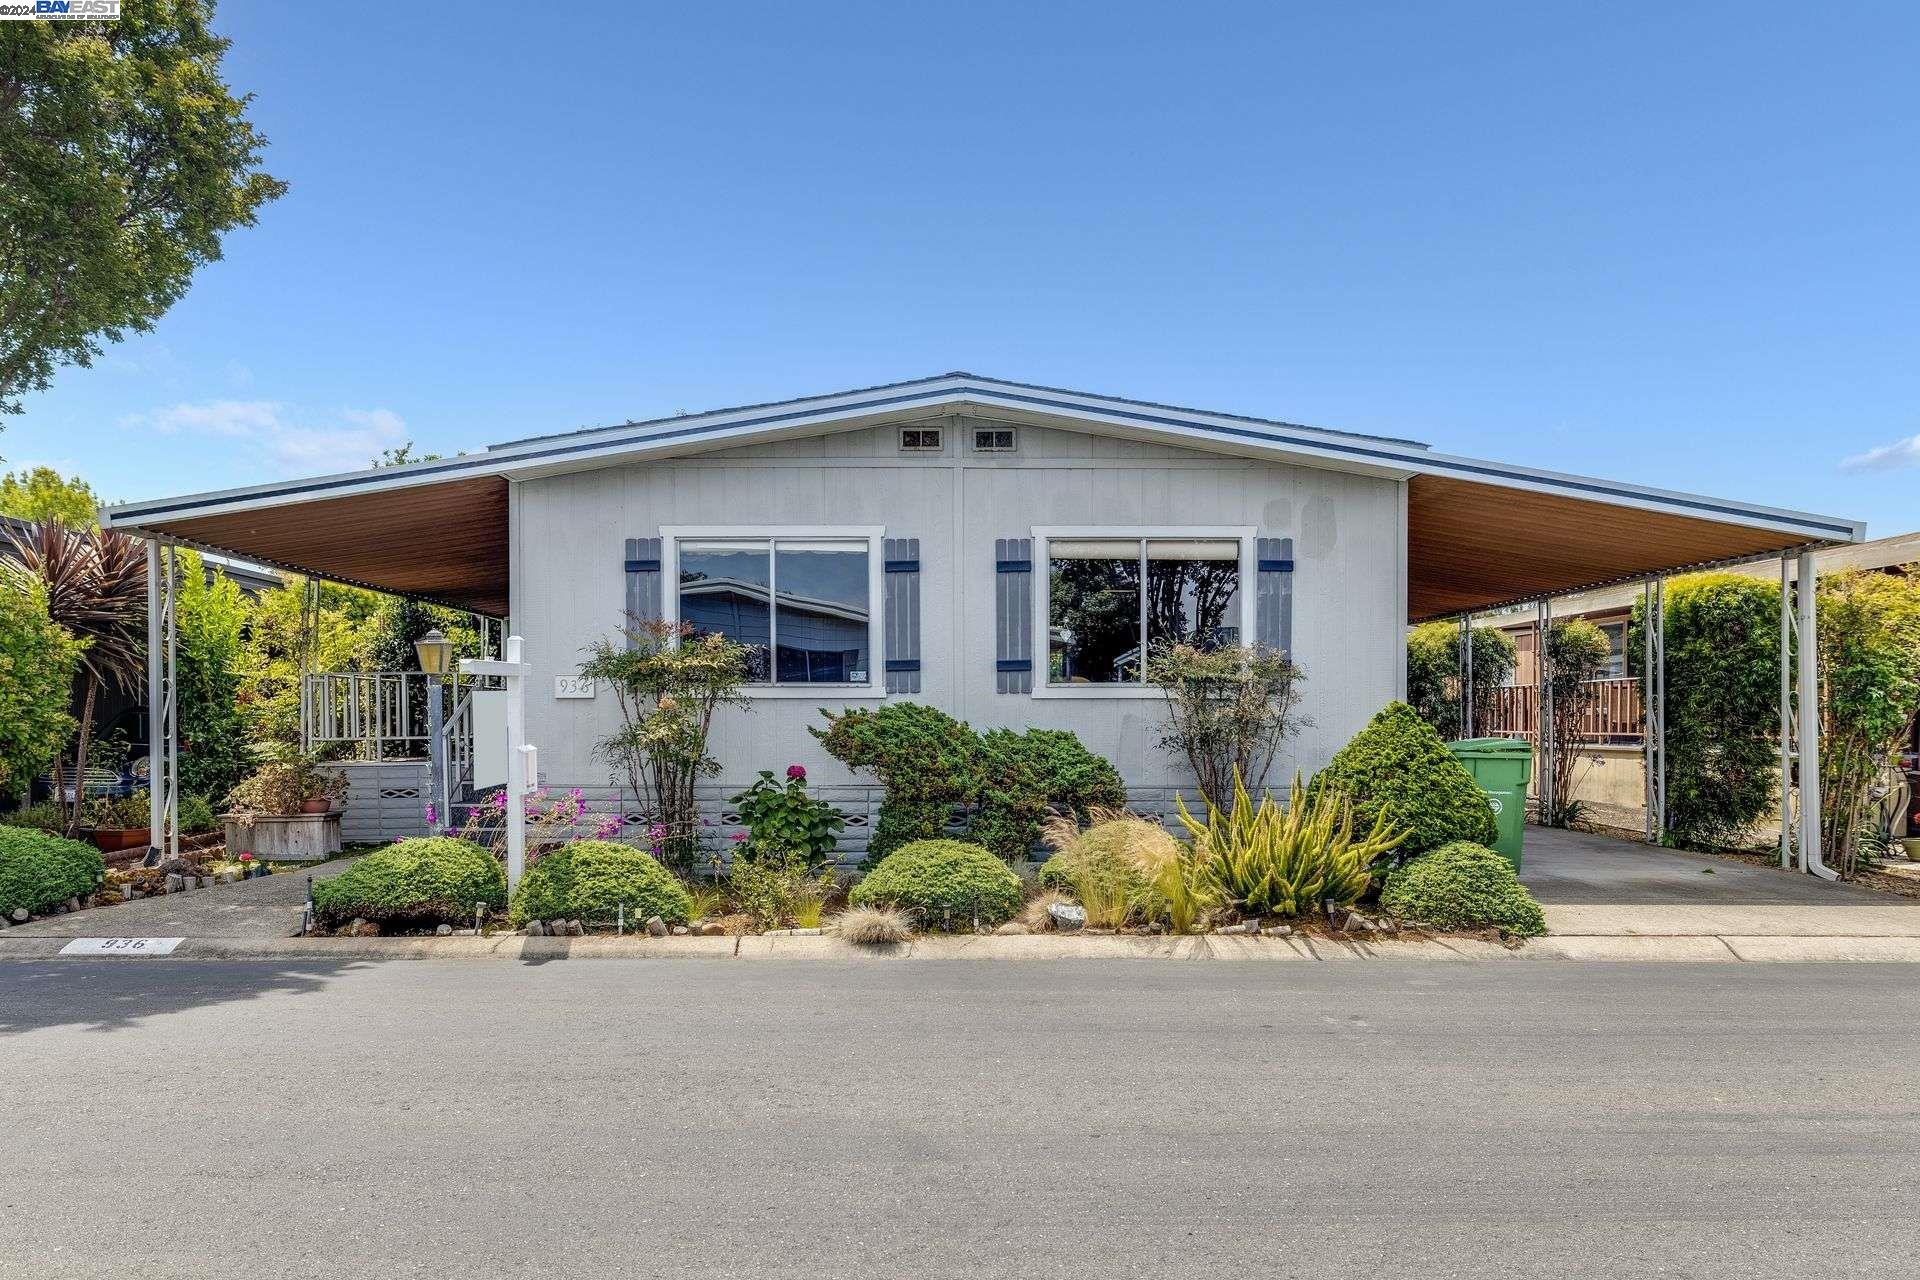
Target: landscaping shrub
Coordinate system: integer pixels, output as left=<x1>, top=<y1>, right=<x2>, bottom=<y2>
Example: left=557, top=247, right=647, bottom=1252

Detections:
left=1813, top=570, right=1920, bottom=876
left=0, top=825, right=103, bottom=917
left=814, top=704, right=978, bottom=858
left=1144, top=642, right=1307, bottom=806
left=1536, top=619, right=1612, bottom=827
left=975, top=728, right=1126, bottom=860
left=0, top=575, right=80, bottom=805
left=728, top=766, right=844, bottom=868
left=179, top=793, right=219, bottom=836
left=508, top=840, right=693, bottom=928
left=829, top=905, right=913, bottom=945
left=1380, top=841, right=1546, bottom=937
left=4, top=800, right=66, bottom=835
left=313, top=836, right=505, bottom=929
left=1035, top=814, right=1170, bottom=926
left=1311, top=702, right=1495, bottom=855
left=723, top=847, right=833, bottom=930
left=1178, top=772, right=1402, bottom=919
left=1628, top=573, right=1782, bottom=850
left=1406, top=622, right=1517, bottom=740
left=849, top=838, right=1022, bottom=929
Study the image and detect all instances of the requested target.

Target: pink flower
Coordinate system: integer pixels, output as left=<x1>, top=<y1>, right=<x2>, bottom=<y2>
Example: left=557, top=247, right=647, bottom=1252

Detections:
left=424, top=803, right=438, bottom=827
left=730, top=831, right=748, bottom=843
left=786, top=764, right=807, bottom=781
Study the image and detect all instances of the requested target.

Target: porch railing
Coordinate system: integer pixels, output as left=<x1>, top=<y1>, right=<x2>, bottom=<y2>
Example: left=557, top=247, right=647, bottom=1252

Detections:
left=301, top=671, right=495, bottom=768
left=1480, top=676, right=1643, bottom=745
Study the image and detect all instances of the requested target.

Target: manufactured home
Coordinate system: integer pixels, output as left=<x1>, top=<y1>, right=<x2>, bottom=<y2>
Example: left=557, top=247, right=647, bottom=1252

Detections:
left=101, top=373, right=1864, bottom=856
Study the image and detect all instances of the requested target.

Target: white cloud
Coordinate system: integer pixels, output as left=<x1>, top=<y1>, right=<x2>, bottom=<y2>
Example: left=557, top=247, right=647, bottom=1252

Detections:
left=122, top=400, right=407, bottom=475
left=1841, top=433, right=1920, bottom=473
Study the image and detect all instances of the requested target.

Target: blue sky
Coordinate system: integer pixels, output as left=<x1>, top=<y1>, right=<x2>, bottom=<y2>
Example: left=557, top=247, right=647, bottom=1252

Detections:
left=7, top=1, right=1918, bottom=535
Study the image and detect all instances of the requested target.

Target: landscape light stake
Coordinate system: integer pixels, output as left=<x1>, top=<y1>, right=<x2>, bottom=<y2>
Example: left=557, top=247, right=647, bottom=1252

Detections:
left=618, top=902, right=625, bottom=936
left=474, top=902, right=484, bottom=936
left=302, top=876, right=314, bottom=936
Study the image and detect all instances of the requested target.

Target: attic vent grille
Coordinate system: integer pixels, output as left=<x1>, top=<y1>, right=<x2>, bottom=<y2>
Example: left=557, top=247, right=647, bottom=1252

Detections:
left=898, top=426, right=943, bottom=452
left=973, top=426, right=1017, bottom=452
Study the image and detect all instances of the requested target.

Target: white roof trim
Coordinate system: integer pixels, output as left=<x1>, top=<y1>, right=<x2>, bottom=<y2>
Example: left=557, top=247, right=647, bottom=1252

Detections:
left=100, top=373, right=1865, bottom=545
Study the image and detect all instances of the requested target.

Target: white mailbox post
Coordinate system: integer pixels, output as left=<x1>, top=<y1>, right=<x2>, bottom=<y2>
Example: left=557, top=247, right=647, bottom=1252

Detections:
left=460, top=635, right=534, bottom=891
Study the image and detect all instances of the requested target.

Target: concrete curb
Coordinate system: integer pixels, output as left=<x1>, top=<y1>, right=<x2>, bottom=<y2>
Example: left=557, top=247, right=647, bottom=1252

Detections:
left=7, top=931, right=1920, bottom=962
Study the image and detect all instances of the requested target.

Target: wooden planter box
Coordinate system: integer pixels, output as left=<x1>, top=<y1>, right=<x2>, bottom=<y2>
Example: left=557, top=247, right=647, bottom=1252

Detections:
left=223, top=812, right=343, bottom=863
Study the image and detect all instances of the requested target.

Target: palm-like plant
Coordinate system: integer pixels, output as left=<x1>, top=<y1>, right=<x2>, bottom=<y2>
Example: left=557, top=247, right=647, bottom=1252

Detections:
left=4, top=522, right=148, bottom=834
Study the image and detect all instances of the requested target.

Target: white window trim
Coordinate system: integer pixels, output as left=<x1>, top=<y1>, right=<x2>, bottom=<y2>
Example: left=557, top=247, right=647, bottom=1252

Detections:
left=660, top=525, right=887, bottom=700
left=1029, top=525, right=1259, bottom=700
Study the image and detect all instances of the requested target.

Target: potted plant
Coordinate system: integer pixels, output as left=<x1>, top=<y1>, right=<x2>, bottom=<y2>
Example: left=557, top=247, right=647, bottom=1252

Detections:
left=227, top=752, right=348, bottom=824
left=77, top=787, right=152, bottom=855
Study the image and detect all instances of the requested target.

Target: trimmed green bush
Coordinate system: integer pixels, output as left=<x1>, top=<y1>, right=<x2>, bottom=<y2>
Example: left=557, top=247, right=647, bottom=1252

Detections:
left=1312, top=701, right=1496, bottom=855
left=1380, top=841, right=1546, bottom=937
left=509, top=840, right=693, bottom=928
left=0, top=825, right=103, bottom=917
left=973, top=728, right=1126, bottom=860
left=813, top=704, right=978, bottom=858
left=849, top=838, right=1022, bottom=929
left=312, top=837, right=505, bottom=929
left=179, top=793, right=219, bottom=835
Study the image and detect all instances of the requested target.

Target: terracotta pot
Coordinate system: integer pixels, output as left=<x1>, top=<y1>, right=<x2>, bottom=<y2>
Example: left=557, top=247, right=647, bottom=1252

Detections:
left=82, top=827, right=152, bottom=854
left=299, top=799, right=331, bottom=814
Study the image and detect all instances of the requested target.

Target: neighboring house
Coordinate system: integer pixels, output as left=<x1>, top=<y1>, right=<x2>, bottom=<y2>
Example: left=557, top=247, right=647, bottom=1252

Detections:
left=98, top=373, right=1864, bottom=852
left=1477, top=530, right=1920, bottom=827
left=1, top=513, right=281, bottom=799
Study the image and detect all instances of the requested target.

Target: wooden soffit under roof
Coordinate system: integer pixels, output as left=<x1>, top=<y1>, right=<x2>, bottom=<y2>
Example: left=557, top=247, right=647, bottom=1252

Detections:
left=134, top=476, right=509, bottom=617
left=1407, top=474, right=1828, bottom=622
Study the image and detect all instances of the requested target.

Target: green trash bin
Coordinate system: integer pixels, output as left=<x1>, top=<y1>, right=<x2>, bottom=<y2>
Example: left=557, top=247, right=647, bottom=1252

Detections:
left=1444, top=737, right=1534, bottom=870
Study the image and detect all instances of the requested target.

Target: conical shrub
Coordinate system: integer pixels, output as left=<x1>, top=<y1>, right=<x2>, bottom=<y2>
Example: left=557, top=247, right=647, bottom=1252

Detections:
left=1311, top=701, right=1496, bottom=855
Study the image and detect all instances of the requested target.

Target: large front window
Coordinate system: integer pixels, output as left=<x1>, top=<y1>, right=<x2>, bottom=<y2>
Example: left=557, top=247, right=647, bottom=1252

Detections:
left=1044, top=533, right=1248, bottom=687
left=669, top=531, right=878, bottom=687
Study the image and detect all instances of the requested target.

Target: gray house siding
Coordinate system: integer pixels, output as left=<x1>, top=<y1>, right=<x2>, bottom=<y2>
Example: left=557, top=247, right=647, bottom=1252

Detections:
left=510, top=415, right=1402, bottom=821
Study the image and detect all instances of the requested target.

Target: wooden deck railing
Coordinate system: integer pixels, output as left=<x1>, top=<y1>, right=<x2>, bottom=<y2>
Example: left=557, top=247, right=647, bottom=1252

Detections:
left=1479, top=677, right=1643, bottom=744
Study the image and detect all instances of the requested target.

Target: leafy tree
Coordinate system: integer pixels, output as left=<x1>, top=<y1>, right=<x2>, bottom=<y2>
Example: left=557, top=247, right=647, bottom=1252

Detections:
left=371, top=443, right=443, bottom=467
left=0, top=0, right=287, bottom=414
left=1406, top=622, right=1517, bottom=740
left=1537, top=619, right=1611, bottom=827
left=1628, top=573, right=1780, bottom=849
left=173, top=549, right=248, bottom=801
left=1815, top=570, right=1920, bottom=877
left=237, top=577, right=376, bottom=749
left=0, top=467, right=98, bottom=526
left=0, top=576, right=80, bottom=803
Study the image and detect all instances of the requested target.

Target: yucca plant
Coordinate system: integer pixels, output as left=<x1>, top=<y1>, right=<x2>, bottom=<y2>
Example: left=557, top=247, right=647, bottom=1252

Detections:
left=1175, top=769, right=1404, bottom=918
left=4, top=522, right=148, bottom=836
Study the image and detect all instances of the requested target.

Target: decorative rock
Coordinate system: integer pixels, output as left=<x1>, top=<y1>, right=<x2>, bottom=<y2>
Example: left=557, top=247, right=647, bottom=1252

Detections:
left=671, top=925, right=689, bottom=936
left=351, top=921, right=380, bottom=937
left=66, top=896, right=81, bottom=912
left=1213, top=921, right=1258, bottom=935
left=644, top=915, right=668, bottom=937
left=565, top=920, right=585, bottom=937
left=993, top=922, right=1030, bottom=935
left=1262, top=923, right=1294, bottom=937
left=523, top=920, right=546, bottom=936
left=1047, top=902, right=1087, bottom=931
left=120, top=884, right=134, bottom=901
left=10, top=907, right=27, bottom=923
left=1343, top=911, right=1377, bottom=934
left=164, top=873, right=183, bottom=893
left=200, top=876, right=214, bottom=890
left=698, top=922, right=726, bottom=936
left=1144, top=920, right=1166, bottom=935
left=349, top=917, right=366, bottom=930
left=435, top=923, right=453, bottom=936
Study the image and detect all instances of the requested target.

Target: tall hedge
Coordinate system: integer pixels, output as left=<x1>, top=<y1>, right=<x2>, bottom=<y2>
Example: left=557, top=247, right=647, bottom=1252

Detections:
left=0, top=578, right=80, bottom=804
left=1630, top=573, right=1780, bottom=849
left=1406, top=622, right=1517, bottom=740
left=1311, top=701, right=1495, bottom=854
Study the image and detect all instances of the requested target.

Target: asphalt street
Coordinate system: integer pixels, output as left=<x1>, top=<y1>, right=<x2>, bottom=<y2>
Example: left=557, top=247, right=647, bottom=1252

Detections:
left=2, top=959, right=1916, bottom=1278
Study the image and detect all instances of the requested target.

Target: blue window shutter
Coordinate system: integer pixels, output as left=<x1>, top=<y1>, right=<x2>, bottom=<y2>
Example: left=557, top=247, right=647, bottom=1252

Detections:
left=883, top=537, right=921, bottom=695
left=995, top=537, right=1033, bottom=693
left=624, top=536, right=662, bottom=649
left=1256, top=536, right=1293, bottom=656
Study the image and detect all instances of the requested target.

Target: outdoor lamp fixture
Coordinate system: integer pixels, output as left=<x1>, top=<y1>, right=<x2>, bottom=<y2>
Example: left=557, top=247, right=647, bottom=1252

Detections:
left=414, top=628, right=454, bottom=675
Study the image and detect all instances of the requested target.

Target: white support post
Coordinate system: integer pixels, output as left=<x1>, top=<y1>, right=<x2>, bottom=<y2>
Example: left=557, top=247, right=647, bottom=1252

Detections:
left=1653, top=578, right=1666, bottom=841
left=146, top=541, right=163, bottom=857
left=1537, top=599, right=1554, bottom=824
left=164, top=545, right=177, bottom=863
left=460, top=635, right=532, bottom=891
left=1463, top=612, right=1475, bottom=739
left=1797, top=550, right=1837, bottom=880
left=1779, top=555, right=1794, bottom=868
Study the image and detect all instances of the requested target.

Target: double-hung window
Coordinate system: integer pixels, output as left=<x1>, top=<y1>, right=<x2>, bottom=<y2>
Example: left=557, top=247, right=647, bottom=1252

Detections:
left=663, top=527, right=885, bottom=694
left=1034, top=527, right=1256, bottom=694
